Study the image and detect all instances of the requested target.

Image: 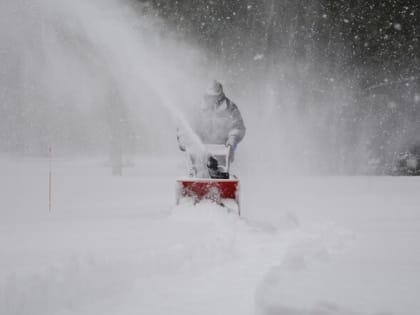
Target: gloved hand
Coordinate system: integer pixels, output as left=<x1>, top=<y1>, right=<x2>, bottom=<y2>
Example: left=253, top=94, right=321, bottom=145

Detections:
left=176, top=126, right=187, bottom=152
left=226, top=136, right=237, bottom=149
left=177, top=134, right=186, bottom=151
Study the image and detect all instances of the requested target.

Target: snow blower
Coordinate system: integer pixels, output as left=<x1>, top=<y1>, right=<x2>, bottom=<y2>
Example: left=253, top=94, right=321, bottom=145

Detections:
left=176, top=144, right=240, bottom=215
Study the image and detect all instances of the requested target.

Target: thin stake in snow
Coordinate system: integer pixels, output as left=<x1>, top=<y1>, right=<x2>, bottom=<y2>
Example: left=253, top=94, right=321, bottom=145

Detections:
left=49, top=147, right=52, bottom=212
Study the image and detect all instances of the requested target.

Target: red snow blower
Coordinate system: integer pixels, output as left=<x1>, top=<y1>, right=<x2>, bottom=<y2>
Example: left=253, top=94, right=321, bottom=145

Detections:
left=176, top=144, right=240, bottom=215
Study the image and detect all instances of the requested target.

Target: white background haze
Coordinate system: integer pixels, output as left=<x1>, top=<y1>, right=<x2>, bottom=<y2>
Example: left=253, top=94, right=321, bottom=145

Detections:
left=1, top=0, right=419, bottom=315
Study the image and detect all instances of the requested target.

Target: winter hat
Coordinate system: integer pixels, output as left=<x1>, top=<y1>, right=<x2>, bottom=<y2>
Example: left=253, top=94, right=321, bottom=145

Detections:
left=205, top=80, right=224, bottom=96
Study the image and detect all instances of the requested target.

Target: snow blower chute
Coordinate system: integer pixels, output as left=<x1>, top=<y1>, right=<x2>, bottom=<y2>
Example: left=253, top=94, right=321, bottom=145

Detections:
left=176, top=144, right=240, bottom=215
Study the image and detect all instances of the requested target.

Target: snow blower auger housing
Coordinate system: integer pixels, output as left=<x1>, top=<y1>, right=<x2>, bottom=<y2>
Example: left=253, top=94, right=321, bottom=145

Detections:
left=176, top=144, right=240, bottom=215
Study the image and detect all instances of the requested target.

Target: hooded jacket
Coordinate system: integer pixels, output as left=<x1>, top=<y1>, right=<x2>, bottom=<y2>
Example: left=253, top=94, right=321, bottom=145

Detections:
left=192, top=96, right=246, bottom=147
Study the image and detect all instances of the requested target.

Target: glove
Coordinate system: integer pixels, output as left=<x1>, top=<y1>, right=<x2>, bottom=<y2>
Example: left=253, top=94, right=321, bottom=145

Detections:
left=225, top=136, right=237, bottom=150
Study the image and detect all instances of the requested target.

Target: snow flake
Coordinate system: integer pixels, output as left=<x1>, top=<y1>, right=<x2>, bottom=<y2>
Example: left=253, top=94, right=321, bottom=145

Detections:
left=388, top=101, right=397, bottom=110
left=393, top=23, right=402, bottom=31
left=253, top=54, right=264, bottom=61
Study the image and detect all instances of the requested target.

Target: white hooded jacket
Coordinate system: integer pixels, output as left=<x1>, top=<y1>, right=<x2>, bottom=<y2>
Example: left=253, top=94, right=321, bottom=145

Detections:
left=191, top=96, right=245, bottom=147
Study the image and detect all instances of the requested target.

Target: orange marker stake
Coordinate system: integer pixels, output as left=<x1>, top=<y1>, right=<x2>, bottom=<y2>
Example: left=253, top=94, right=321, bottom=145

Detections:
left=49, top=147, right=52, bottom=212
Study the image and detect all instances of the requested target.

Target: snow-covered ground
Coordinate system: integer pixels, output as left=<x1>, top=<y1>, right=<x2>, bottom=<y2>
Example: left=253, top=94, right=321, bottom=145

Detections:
left=1, top=156, right=419, bottom=315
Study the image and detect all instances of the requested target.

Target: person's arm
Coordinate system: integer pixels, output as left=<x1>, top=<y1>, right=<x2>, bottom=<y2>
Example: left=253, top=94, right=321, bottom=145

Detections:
left=226, top=103, right=246, bottom=149
left=176, top=126, right=186, bottom=151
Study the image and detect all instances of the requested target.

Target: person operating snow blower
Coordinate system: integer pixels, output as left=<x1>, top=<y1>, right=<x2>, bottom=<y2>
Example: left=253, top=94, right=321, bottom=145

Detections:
left=177, top=80, right=246, bottom=178
left=176, top=81, right=246, bottom=213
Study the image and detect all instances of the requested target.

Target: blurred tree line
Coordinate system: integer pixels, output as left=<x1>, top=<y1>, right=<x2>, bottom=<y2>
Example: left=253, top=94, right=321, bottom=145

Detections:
left=143, top=0, right=419, bottom=81
left=143, top=0, right=420, bottom=173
